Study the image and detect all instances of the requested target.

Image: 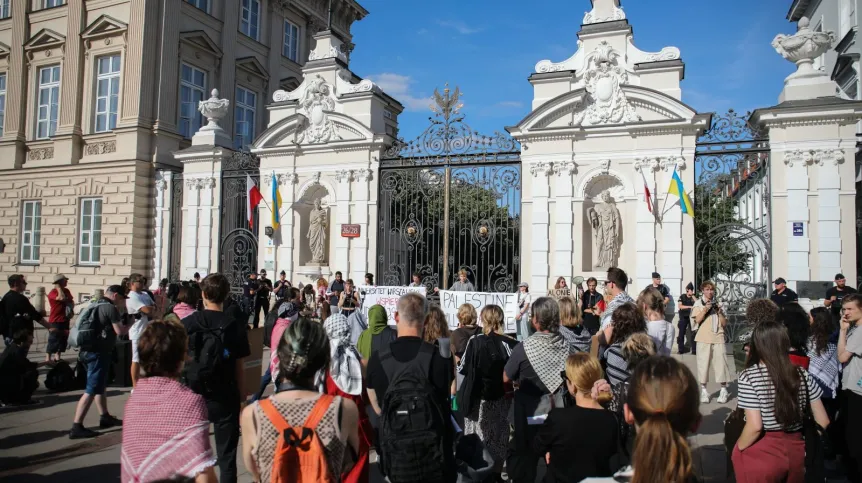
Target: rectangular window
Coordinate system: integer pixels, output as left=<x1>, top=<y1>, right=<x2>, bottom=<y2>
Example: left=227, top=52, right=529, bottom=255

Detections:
left=0, top=0, right=10, bottom=19
left=283, top=21, right=300, bottom=62
left=240, top=0, right=260, bottom=41
left=184, top=0, right=209, bottom=12
left=43, top=0, right=64, bottom=7
left=179, top=64, right=206, bottom=139
left=234, top=87, right=256, bottom=150
left=94, top=55, right=121, bottom=133
left=20, top=201, right=41, bottom=264
left=36, top=65, right=60, bottom=139
left=0, top=73, right=6, bottom=137
left=78, top=198, right=102, bottom=265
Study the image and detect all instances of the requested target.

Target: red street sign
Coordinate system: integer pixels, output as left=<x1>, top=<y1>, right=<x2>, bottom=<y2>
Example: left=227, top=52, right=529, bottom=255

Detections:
left=341, top=224, right=361, bottom=238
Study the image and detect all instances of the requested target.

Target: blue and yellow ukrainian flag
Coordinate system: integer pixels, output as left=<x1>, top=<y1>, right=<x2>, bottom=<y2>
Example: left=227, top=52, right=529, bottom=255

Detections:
left=668, top=169, right=695, bottom=218
left=271, top=173, right=282, bottom=230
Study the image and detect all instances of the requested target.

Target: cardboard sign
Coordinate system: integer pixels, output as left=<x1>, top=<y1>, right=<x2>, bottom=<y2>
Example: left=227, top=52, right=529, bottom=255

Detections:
left=357, top=285, right=427, bottom=324
left=242, top=327, right=265, bottom=399
left=548, top=288, right=572, bottom=300
left=341, top=224, right=361, bottom=238
left=439, top=290, right=521, bottom=332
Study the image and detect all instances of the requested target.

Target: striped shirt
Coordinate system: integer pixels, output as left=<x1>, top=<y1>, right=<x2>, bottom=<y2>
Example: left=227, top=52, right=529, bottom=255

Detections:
left=602, top=342, right=629, bottom=386
left=737, top=363, right=822, bottom=432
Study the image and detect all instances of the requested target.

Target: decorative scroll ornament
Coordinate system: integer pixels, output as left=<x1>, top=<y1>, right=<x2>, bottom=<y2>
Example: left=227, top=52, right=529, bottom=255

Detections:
left=382, top=84, right=519, bottom=162
left=572, top=41, right=641, bottom=127
left=278, top=173, right=298, bottom=185
left=530, top=162, right=553, bottom=177
left=555, top=161, right=576, bottom=176
left=335, top=68, right=376, bottom=95
left=198, top=89, right=230, bottom=132
left=626, top=37, right=681, bottom=63
left=354, top=168, right=373, bottom=181
left=660, top=156, right=686, bottom=172
left=784, top=149, right=816, bottom=167
left=772, top=17, right=836, bottom=83
left=185, top=177, right=216, bottom=190
left=815, top=149, right=844, bottom=166
left=335, top=169, right=352, bottom=183
left=297, top=76, right=341, bottom=144
left=308, top=43, right=348, bottom=63
left=583, top=0, right=625, bottom=25
left=633, top=157, right=660, bottom=172
left=28, top=147, right=54, bottom=161
left=84, top=141, right=116, bottom=156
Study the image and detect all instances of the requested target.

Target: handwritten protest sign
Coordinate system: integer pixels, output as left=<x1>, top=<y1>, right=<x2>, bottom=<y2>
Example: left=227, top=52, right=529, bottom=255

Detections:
left=357, top=286, right=426, bottom=325
left=548, top=288, right=572, bottom=300
left=439, top=291, right=521, bottom=332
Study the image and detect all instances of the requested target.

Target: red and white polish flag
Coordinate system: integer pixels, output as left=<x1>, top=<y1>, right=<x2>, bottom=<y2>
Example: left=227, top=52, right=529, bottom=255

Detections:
left=246, top=174, right=263, bottom=229
left=640, top=169, right=653, bottom=213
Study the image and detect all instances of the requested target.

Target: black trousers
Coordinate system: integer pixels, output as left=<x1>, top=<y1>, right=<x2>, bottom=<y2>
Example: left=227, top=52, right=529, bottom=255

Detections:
left=206, top=398, right=241, bottom=483
left=250, top=297, right=269, bottom=329
left=845, top=390, right=862, bottom=482
left=507, top=422, right=542, bottom=483
left=677, top=316, right=693, bottom=353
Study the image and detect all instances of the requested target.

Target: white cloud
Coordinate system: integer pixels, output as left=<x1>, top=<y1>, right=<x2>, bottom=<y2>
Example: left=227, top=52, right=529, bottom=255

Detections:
left=366, top=73, right=431, bottom=112
left=495, top=101, right=523, bottom=108
left=436, top=20, right=482, bottom=35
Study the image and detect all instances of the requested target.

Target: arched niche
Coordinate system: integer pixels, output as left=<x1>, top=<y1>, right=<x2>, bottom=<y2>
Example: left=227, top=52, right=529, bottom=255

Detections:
left=582, top=174, right=626, bottom=271
left=295, top=183, right=333, bottom=267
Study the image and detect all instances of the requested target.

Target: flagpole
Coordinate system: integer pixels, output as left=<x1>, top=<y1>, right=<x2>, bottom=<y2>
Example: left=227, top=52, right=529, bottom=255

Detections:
left=659, top=162, right=678, bottom=219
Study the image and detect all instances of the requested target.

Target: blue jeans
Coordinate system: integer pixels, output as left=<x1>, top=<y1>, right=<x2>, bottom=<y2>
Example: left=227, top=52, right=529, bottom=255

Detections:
left=251, top=367, right=272, bottom=402
left=84, top=351, right=111, bottom=395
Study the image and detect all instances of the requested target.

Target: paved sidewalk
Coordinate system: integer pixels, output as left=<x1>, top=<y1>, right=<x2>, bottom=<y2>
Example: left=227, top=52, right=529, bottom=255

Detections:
left=0, top=331, right=738, bottom=482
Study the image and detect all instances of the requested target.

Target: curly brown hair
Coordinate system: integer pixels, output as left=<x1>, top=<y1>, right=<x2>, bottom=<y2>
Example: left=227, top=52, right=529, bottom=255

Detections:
left=137, top=315, right=188, bottom=378
left=610, top=302, right=646, bottom=345
left=746, top=298, right=779, bottom=326
left=424, top=306, right=451, bottom=343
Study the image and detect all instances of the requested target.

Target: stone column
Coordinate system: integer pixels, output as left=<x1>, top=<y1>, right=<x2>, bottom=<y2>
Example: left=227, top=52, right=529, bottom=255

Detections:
left=1, top=0, right=29, bottom=166
left=277, top=172, right=298, bottom=281
left=267, top=5, right=282, bottom=100
left=120, top=0, right=159, bottom=125
left=334, top=170, right=352, bottom=274
left=783, top=150, right=813, bottom=287
left=633, top=158, right=659, bottom=289
left=154, top=0, right=181, bottom=132
left=199, top=177, right=218, bottom=273
left=351, top=169, right=372, bottom=283
left=152, top=171, right=171, bottom=285
left=219, top=2, right=240, bottom=133
left=529, top=162, right=553, bottom=295
left=660, top=157, right=685, bottom=298
left=56, top=0, right=85, bottom=136
left=553, top=161, right=576, bottom=278
left=182, top=178, right=202, bottom=278
left=815, top=149, right=844, bottom=280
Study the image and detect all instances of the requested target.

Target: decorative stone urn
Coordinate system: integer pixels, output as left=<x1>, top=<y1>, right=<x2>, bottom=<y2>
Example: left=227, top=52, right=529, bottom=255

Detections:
left=198, top=89, right=231, bottom=132
left=772, top=17, right=836, bottom=85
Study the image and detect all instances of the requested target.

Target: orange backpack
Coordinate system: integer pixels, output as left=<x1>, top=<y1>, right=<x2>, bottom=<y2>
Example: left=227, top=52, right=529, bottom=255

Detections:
left=259, top=395, right=335, bottom=483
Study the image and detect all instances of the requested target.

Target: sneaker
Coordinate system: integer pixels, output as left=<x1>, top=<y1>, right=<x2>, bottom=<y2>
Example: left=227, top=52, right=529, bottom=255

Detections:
left=717, top=387, right=730, bottom=404
left=69, top=425, right=99, bottom=439
left=99, top=415, right=123, bottom=429
left=700, top=387, right=710, bottom=404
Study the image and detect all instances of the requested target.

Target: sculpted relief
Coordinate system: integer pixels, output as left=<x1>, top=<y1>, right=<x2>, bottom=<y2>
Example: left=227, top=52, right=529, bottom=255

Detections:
left=587, top=191, right=622, bottom=270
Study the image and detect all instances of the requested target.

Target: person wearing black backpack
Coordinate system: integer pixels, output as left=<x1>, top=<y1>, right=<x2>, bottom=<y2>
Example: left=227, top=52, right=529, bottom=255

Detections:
left=182, top=273, right=251, bottom=483
left=366, top=292, right=456, bottom=483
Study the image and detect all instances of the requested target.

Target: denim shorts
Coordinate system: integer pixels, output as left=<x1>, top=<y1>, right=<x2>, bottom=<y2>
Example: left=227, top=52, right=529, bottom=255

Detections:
left=84, top=351, right=111, bottom=395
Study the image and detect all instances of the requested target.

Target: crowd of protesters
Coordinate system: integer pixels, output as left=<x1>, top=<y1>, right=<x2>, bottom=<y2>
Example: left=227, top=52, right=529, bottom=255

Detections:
left=2, top=265, right=862, bottom=483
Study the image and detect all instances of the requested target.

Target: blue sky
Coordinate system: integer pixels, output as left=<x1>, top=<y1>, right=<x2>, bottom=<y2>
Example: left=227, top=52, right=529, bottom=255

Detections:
left=348, top=0, right=796, bottom=141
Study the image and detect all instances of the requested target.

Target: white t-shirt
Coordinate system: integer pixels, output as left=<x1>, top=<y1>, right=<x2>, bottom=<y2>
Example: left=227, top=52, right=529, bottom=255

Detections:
left=647, top=319, right=674, bottom=356
left=127, top=291, right=154, bottom=340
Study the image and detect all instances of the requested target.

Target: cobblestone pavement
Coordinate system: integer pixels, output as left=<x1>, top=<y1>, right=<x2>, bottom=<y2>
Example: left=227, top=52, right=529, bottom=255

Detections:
left=0, top=328, right=747, bottom=482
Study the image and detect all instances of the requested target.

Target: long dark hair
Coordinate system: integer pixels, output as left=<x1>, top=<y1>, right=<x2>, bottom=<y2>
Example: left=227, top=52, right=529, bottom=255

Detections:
left=780, top=303, right=810, bottom=353
left=809, top=307, right=832, bottom=356
left=609, top=302, right=646, bottom=345
left=746, top=320, right=801, bottom=428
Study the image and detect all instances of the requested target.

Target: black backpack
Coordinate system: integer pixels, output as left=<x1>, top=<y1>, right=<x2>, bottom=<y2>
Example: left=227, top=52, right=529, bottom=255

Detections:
left=371, top=326, right=397, bottom=357
left=70, top=299, right=112, bottom=352
left=182, top=313, right=229, bottom=398
left=476, top=334, right=511, bottom=401
left=379, top=343, right=449, bottom=483
left=45, top=360, right=76, bottom=392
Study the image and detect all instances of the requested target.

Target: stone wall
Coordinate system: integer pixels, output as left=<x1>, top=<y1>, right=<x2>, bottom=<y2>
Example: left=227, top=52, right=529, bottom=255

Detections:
left=0, top=161, right=153, bottom=303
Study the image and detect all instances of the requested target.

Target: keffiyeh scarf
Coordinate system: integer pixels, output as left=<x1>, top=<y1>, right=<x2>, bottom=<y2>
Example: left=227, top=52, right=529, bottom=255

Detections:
left=522, top=331, right=571, bottom=393
left=600, top=291, right=635, bottom=329
left=324, top=314, right=363, bottom=395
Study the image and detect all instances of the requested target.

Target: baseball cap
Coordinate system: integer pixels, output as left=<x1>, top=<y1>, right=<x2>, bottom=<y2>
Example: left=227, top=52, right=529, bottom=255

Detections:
left=518, top=282, right=529, bottom=289
left=652, top=272, right=661, bottom=279
left=53, top=274, right=68, bottom=284
left=836, top=273, right=846, bottom=281
left=773, top=277, right=787, bottom=285
left=106, top=285, right=127, bottom=298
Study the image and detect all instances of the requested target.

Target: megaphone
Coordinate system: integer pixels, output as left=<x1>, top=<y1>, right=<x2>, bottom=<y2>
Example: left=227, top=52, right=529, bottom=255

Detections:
left=572, top=276, right=585, bottom=285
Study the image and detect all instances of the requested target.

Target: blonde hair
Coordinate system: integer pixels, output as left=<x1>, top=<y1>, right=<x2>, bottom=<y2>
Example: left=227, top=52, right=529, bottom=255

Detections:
left=638, top=287, right=665, bottom=315
left=481, top=305, right=504, bottom=335
left=558, top=296, right=582, bottom=329
left=457, top=303, right=477, bottom=327
left=565, top=353, right=611, bottom=404
left=627, top=356, right=700, bottom=483
left=622, top=332, right=657, bottom=367
left=316, top=277, right=328, bottom=288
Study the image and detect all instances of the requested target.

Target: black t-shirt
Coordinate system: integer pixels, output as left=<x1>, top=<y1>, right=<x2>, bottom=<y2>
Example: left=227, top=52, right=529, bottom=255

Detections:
left=646, top=283, right=671, bottom=300
left=257, top=278, right=273, bottom=299
left=534, top=405, right=620, bottom=482
left=242, top=279, right=259, bottom=299
left=183, top=309, right=252, bottom=402
left=581, top=290, right=602, bottom=334
left=274, top=280, right=290, bottom=299
left=328, top=280, right=345, bottom=306
left=770, top=288, right=798, bottom=307
left=451, top=326, right=482, bottom=359
left=366, top=336, right=454, bottom=410
left=1, top=290, right=41, bottom=330
left=678, top=294, right=695, bottom=318
left=826, top=286, right=857, bottom=315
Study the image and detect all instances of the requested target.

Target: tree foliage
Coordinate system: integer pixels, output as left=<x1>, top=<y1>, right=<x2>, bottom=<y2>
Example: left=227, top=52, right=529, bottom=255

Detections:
left=694, top=180, right=753, bottom=286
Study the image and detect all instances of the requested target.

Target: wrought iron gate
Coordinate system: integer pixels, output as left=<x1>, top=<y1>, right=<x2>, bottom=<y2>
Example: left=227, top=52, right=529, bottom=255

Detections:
left=168, top=173, right=183, bottom=282
left=694, top=109, right=771, bottom=342
left=378, top=86, right=522, bottom=292
left=220, top=152, right=259, bottom=304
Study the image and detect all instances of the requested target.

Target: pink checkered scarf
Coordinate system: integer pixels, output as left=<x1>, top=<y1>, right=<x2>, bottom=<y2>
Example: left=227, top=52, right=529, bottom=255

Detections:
left=121, top=377, right=216, bottom=483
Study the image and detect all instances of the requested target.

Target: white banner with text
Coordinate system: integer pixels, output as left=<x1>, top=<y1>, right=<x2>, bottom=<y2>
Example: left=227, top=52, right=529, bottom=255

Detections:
left=439, top=290, right=521, bottom=332
left=358, top=286, right=427, bottom=325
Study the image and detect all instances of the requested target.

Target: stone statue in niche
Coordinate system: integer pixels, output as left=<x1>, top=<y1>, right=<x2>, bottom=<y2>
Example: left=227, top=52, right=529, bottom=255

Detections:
left=587, top=191, right=622, bottom=269
left=307, top=199, right=328, bottom=263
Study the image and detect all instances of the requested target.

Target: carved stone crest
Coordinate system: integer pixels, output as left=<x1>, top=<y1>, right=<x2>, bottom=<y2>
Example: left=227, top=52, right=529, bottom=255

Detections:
left=297, top=76, right=341, bottom=144
left=573, top=41, right=641, bottom=127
